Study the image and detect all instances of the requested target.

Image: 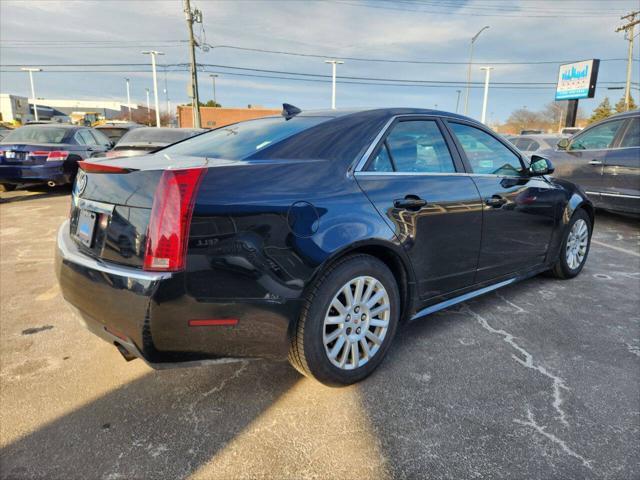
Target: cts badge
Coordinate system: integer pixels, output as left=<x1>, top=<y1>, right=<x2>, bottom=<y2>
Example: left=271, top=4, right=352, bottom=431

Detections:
left=76, top=170, right=87, bottom=196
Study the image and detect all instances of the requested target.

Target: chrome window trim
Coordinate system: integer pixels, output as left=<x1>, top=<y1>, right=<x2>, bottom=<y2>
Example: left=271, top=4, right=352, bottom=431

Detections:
left=564, top=145, right=640, bottom=152
left=355, top=171, right=504, bottom=178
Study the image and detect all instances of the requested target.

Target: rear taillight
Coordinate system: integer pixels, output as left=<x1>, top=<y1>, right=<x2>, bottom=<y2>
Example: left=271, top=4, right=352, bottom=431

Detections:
left=143, top=167, right=205, bottom=272
left=28, top=150, right=69, bottom=161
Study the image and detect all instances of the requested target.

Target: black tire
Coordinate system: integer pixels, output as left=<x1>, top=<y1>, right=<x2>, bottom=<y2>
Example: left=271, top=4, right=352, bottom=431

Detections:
left=288, top=254, right=400, bottom=386
left=548, top=208, right=592, bottom=279
left=0, top=183, right=16, bottom=192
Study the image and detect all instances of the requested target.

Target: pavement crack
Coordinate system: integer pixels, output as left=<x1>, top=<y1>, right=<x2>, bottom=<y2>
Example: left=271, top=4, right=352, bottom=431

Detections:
left=464, top=306, right=570, bottom=427
left=514, top=408, right=593, bottom=470
left=496, top=292, right=528, bottom=314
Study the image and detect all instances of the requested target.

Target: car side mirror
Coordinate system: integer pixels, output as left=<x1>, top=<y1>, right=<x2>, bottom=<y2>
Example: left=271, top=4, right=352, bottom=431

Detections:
left=557, top=138, right=569, bottom=150
left=529, top=155, right=554, bottom=176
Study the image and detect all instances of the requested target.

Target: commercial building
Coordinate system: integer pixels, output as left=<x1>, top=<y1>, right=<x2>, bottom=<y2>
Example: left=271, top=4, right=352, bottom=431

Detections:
left=178, top=105, right=281, bottom=129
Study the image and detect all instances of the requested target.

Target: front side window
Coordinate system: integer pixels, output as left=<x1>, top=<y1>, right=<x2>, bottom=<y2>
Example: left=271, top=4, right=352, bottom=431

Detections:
left=619, top=117, right=639, bottom=148
left=569, top=119, right=624, bottom=150
left=368, top=120, right=455, bottom=173
left=449, top=122, right=523, bottom=176
left=162, top=116, right=331, bottom=160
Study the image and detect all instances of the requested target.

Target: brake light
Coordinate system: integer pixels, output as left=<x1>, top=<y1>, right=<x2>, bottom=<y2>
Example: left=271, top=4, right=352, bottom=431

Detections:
left=28, top=150, right=69, bottom=161
left=143, top=167, right=205, bottom=272
left=78, top=160, right=132, bottom=173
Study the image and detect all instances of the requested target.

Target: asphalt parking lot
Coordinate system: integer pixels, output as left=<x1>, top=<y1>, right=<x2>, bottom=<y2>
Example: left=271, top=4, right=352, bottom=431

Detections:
left=0, top=187, right=638, bottom=480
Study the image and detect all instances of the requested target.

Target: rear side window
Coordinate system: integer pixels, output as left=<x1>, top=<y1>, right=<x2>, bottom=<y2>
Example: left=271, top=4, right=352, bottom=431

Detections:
left=569, top=120, right=624, bottom=150
left=449, top=122, right=523, bottom=176
left=162, top=117, right=331, bottom=160
left=368, top=120, right=455, bottom=173
left=77, top=130, right=97, bottom=145
left=1, top=127, right=67, bottom=144
left=619, top=117, right=639, bottom=148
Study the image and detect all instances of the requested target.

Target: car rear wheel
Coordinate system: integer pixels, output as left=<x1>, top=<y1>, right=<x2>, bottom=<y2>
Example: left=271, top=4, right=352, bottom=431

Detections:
left=549, top=209, right=592, bottom=279
left=288, top=254, right=400, bottom=386
left=0, top=183, right=16, bottom=192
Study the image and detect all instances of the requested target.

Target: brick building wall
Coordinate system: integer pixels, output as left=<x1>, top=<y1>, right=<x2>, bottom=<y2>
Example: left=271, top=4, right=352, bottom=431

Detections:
left=178, top=106, right=281, bottom=129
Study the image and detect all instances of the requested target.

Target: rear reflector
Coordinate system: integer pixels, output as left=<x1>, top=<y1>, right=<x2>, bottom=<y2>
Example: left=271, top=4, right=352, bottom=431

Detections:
left=78, top=161, right=133, bottom=174
left=188, top=319, right=239, bottom=327
left=28, top=150, right=69, bottom=161
left=143, top=167, right=206, bottom=272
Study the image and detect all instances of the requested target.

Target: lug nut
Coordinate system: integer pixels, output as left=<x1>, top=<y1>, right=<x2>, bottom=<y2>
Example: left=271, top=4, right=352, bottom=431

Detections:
left=354, top=306, right=360, bottom=313
left=346, top=314, right=351, bottom=321
left=361, top=314, right=366, bottom=320
left=356, top=327, right=361, bottom=334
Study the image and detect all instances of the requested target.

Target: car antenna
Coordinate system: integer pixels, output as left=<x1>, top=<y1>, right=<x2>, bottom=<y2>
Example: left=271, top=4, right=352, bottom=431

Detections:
left=282, top=103, right=302, bottom=120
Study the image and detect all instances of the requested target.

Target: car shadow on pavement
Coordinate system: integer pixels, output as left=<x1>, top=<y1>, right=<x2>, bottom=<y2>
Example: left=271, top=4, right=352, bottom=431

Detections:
left=0, top=359, right=299, bottom=479
left=0, top=187, right=70, bottom=204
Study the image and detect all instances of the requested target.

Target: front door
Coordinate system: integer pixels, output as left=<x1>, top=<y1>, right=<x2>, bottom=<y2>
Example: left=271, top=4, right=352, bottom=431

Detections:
left=355, top=117, right=483, bottom=300
left=446, top=121, right=558, bottom=282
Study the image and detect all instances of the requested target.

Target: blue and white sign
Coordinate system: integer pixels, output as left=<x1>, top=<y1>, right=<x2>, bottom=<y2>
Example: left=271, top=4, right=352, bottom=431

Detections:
left=555, top=59, right=600, bottom=101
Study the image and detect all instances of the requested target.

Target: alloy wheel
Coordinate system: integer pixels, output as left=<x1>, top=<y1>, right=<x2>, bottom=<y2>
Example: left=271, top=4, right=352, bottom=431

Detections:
left=566, top=218, right=589, bottom=270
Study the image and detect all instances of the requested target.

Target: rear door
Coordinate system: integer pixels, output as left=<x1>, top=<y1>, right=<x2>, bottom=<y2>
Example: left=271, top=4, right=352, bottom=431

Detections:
left=355, top=116, right=483, bottom=300
left=600, top=116, right=640, bottom=213
left=446, top=120, right=558, bottom=282
left=558, top=118, right=627, bottom=202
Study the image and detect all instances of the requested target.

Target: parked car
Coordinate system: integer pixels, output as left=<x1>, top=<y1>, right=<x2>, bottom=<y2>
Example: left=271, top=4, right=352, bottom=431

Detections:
left=56, top=107, right=594, bottom=386
left=0, top=124, right=113, bottom=191
left=561, top=127, right=582, bottom=136
left=509, top=134, right=564, bottom=154
left=102, top=127, right=204, bottom=158
left=520, top=129, right=543, bottom=135
left=540, top=110, right=639, bottom=215
left=95, top=122, right=143, bottom=143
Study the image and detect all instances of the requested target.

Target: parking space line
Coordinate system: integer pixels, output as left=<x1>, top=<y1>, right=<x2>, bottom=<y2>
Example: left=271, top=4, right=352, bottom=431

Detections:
left=591, top=239, right=640, bottom=258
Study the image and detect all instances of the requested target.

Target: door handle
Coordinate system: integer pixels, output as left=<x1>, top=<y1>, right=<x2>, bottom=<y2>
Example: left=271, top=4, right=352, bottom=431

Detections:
left=485, top=195, right=507, bottom=208
left=394, top=196, right=427, bottom=210
left=588, top=160, right=603, bottom=165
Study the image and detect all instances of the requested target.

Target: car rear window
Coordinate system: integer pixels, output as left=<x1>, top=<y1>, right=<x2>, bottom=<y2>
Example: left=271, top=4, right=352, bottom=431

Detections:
left=162, top=116, right=332, bottom=160
left=98, top=128, right=129, bottom=141
left=1, top=127, right=67, bottom=144
left=118, top=128, right=201, bottom=145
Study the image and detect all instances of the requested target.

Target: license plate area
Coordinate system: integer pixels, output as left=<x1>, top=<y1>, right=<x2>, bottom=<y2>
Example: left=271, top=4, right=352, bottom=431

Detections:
left=75, top=209, right=97, bottom=247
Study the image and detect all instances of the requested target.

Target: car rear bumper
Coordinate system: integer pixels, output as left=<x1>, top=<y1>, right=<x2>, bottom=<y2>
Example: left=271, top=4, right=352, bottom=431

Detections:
left=0, top=162, right=73, bottom=185
left=55, top=221, right=296, bottom=366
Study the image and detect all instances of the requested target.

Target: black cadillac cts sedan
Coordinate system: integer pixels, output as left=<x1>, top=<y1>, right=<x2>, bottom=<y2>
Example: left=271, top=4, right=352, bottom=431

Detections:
left=56, top=107, right=594, bottom=386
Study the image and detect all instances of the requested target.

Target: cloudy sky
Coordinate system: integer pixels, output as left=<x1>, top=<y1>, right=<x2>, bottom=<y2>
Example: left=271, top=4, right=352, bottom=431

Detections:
left=0, top=0, right=638, bottom=122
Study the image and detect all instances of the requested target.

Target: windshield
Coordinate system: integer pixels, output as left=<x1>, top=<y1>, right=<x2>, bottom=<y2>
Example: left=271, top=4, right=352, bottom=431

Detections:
left=162, top=116, right=332, bottom=160
left=118, top=128, right=201, bottom=145
left=1, top=127, right=68, bottom=144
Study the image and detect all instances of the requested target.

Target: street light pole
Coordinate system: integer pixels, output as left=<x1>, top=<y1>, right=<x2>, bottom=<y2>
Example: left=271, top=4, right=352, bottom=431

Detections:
left=21, top=67, right=42, bottom=122
left=480, top=66, right=494, bottom=124
left=209, top=74, right=218, bottom=106
left=324, top=60, right=344, bottom=110
left=125, top=78, right=132, bottom=121
left=464, top=26, right=489, bottom=116
left=142, top=50, right=164, bottom=127
left=616, top=11, right=639, bottom=111
left=146, top=88, right=151, bottom=125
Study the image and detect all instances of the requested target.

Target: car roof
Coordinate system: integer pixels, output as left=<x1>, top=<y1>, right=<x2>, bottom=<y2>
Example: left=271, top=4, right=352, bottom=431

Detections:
left=606, top=109, right=639, bottom=120
left=21, top=123, right=81, bottom=129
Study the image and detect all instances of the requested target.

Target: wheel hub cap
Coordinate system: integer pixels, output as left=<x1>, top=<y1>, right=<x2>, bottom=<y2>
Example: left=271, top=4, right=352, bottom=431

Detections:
left=566, top=218, right=589, bottom=270
left=322, top=275, right=390, bottom=370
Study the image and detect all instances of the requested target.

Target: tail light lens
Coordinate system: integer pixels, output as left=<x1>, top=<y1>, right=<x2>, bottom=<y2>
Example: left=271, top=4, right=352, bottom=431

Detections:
left=143, top=167, right=206, bottom=272
left=28, top=150, right=69, bottom=161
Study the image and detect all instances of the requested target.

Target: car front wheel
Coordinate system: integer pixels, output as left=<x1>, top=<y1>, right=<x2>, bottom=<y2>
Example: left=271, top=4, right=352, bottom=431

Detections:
left=549, top=208, right=592, bottom=279
left=288, top=254, right=400, bottom=386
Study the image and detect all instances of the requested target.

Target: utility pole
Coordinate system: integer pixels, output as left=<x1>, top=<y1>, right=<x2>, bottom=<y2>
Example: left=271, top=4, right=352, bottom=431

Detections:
left=146, top=88, right=151, bottom=125
left=324, top=60, right=344, bottom=109
left=616, top=10, right=639, bottom=112
left=142, top=50, right=164, bottom=127
left=455, top=89, right=461, bottom=113
left=209, top=74, right=218, bottom=106
left=480, top=67, right=493, bottom=124
left=184, top=0, right=202, bottom=127
left=464, top=26, right=489, bottom=116
left=125, top=78, right=132, bottom=121
left=21, top=67, right=42, bottom=122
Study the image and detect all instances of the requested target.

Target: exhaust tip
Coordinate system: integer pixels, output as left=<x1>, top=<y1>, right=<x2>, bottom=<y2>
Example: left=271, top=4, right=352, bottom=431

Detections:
left=47, top=181, right=56, bottom=187
left=114, top=342, right=136, bottom=362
